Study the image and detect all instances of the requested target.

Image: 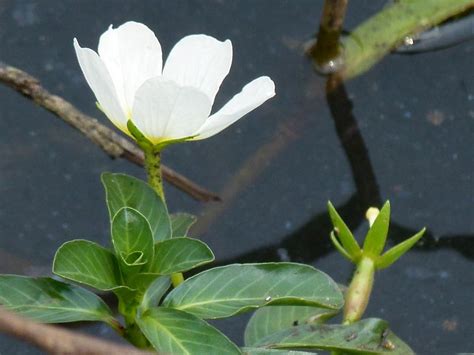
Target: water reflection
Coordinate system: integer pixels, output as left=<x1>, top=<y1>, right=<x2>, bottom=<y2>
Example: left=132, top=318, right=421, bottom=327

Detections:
left=217, top=74, right=474, bottom=266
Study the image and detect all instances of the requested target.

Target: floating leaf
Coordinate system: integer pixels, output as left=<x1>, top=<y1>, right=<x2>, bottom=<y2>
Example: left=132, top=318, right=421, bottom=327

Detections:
left=137, top=307, right=240, bottom=354
left=327, top=202, right=361, bottom=261
left=111, top=207, right=154, bottom=268
left=342, top=0, right=474, bottom=79
left=363, top=201, right=390, bottom=257
left=148, top=237, right=214, bottom=275
left=53, top=240, right=124, bottom=291
left=244, top=306, right=338, bottom=346
left=140, top=276, right=171, bottom=311
left=102, top=173, right=171, bottom=241
left=163, top=263, right=344, bottom=319
left=376, top=228, right=426, bottom=269
left=170, top=213, right=197, bottom=237
left=0, top=275, right=114, bottom=324
left=253, top=318, right=413, bottom=354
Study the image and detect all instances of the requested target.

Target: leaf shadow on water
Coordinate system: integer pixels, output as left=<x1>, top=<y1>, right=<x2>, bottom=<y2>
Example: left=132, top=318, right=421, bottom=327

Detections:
left=214, top=74, right=474, bottom=267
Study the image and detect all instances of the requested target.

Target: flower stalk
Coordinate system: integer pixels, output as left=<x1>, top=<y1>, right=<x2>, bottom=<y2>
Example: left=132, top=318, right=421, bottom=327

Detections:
left=343, top=256, right=374, bottom=324
left=143, top=146, right=165, bottom=202
left=143, top=145, right=184, bottom=288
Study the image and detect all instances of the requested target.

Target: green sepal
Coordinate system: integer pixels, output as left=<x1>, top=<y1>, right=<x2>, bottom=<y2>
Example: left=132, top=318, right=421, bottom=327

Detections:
left=127, top=119, right=153, bottom=149
left=153, top=135, right=196, bottom=151
left=375, top=227, right=426, bottom=269
left=363, top=201, right=391, bottom=257
left=127, top=119, right=196, bottom=151
left=327, top=201, right=361, bottom=260
left=95, top=101, right=104, bottom=113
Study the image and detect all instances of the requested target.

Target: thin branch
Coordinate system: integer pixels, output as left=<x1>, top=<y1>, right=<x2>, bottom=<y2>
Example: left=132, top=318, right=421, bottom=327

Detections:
left=0, top=62, right=219, bottom=202
left=0, top=307, right=154, bottom=354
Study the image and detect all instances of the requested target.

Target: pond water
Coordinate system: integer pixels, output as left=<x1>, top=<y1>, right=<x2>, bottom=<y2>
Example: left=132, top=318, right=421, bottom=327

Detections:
left=0, top=0, right=473, bottom=353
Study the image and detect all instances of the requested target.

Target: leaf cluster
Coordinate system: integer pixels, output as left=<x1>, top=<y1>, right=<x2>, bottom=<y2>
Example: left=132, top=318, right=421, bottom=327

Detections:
left=0, top=174, right=414, bottom=353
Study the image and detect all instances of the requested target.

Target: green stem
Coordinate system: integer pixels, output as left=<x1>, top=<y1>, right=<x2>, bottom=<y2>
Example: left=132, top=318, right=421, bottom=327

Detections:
left=117, top=294, right=150, bottom=348
left=310, top=0, right=348, bottom=72
left=343, top=256, right=375, bottom=324
left=143, top=146, right=184, bottom=288
left=144, top=147, right=165, bottom=202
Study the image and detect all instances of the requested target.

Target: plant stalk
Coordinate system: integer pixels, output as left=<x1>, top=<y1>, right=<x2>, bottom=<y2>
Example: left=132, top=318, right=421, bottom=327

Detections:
left=117, top=295, right=150, bottom=348
left=343, top=256, right=375, bottom=324
left=310, top=0, right=349, bottom=72
left=143, top=147, right=184, bottom=288
left=144, top=147, right=165, bottom=202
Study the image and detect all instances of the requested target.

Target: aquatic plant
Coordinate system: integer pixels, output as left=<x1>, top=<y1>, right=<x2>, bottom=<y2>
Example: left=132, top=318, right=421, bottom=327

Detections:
left=0, top=20, right=427, bottom=354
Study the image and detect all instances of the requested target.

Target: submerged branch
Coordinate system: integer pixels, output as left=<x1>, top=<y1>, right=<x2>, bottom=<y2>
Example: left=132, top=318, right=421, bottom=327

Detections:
left=0, top=307, right=153, bottom=354
left=0, top=62, right=219, bottom=202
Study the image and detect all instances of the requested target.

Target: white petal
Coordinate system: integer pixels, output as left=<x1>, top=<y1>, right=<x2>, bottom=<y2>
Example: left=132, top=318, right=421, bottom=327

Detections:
left=193, top=76, right=275, bottom=140
left=98, top=21, right=163, bottom=111
left=132, top=77, right=212, bottom=144
left=163, top=34, right=232, bottom=104
left=73, top=39, right=128, bottom=132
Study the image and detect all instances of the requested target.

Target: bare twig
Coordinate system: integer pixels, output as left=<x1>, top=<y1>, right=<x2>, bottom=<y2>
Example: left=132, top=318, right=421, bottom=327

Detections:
left=0, top=307, right=154, bottom=354
left=0, top=62, right=220, bottom=202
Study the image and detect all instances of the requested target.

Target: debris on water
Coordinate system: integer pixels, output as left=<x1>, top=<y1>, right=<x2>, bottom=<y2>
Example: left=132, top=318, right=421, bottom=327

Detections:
left=426, top=109, right=445, bottom=126
left=442, top=318, right=458, bottom=332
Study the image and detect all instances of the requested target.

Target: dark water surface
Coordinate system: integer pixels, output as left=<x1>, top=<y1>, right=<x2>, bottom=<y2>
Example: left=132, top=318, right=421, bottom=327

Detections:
left=0, top=0, right=473, bottom=353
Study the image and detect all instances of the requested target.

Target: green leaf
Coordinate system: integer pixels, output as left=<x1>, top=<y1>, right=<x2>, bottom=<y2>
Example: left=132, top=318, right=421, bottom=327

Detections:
left=53, top=240, right=124, bottom=291
left=363, top=201, right=391, bottom=257
left=0, top=275, right=114, bottom=324
left=327, top=201, right=361, bottom=261
left=140, top=276, right=171, bottom=311
left=242, top=349, right=313, bottom=355
left=162, top=263, right=344, bottom=319
left=244, top=306, right=338, bottom=346
left=376, top=228, right=426, bottom=269
left=171, top=213, right=197, bottom=237
left=330, top=231, right=353, bottom=262
left=342, top=0, right=474, bottom=79
left=102, top=173, right=171, bottom=242
left=148, top=237, right=214, bottom=275
left=137, top=307, right=240, bottom=354
left=253, top=318, right=414, bottom=354
left=111, top=207, right=154, bottom=268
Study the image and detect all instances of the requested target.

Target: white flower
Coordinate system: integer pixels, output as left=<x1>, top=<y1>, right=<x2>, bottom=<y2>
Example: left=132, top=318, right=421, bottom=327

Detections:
left=74, top=21, right=275, bottom=145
